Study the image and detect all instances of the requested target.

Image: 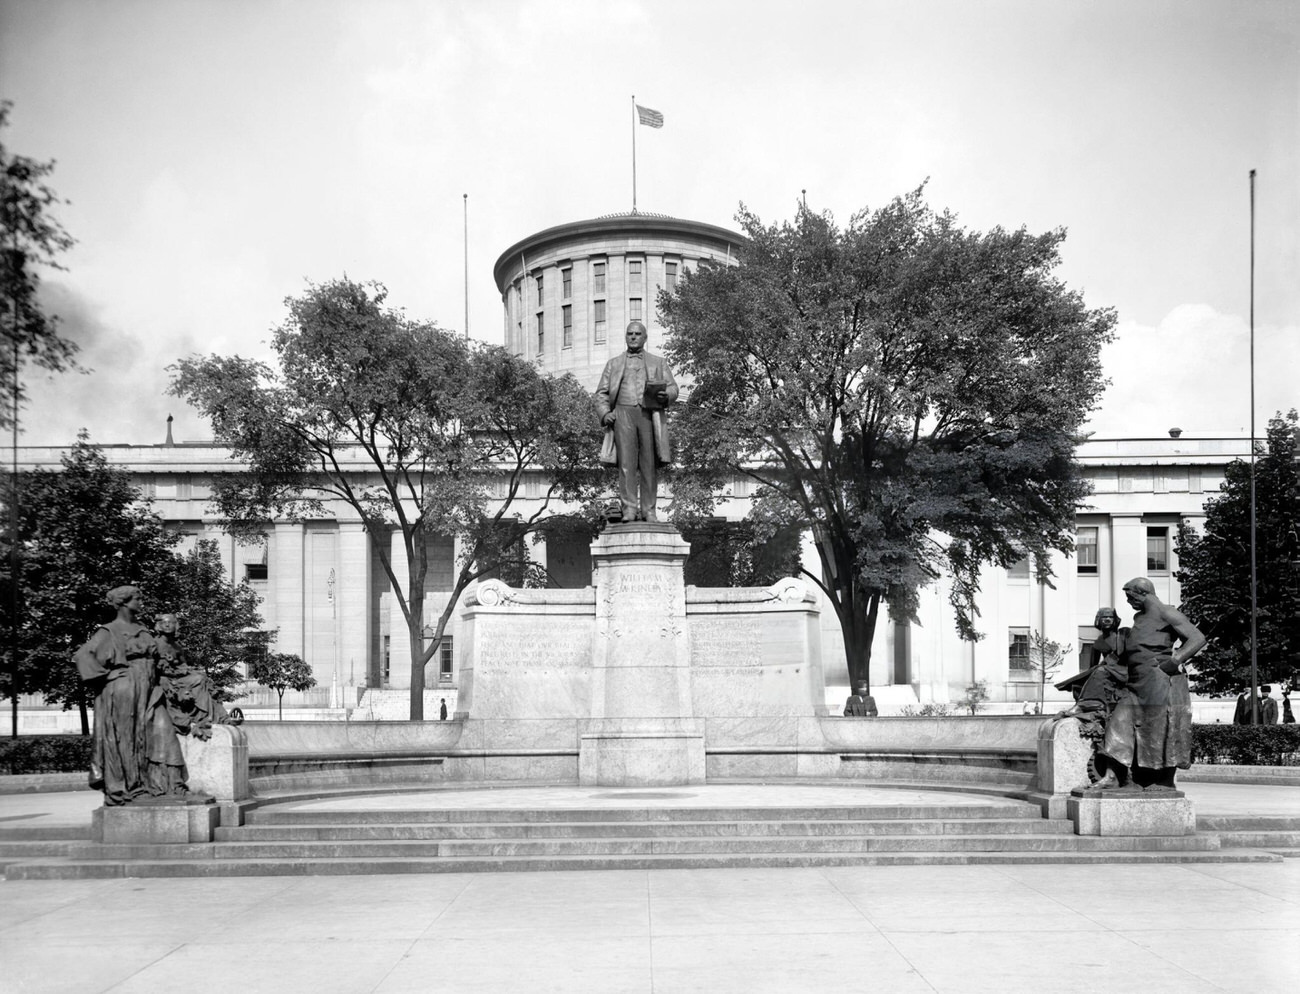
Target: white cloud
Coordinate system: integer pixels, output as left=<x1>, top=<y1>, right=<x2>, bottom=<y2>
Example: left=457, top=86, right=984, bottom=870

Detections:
left=1085, top=304, right=1299, bottom=439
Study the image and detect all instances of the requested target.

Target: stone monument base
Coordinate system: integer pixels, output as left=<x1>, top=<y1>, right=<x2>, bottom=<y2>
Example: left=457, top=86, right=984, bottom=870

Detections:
left=1067, top=788, right=1195, bottom=837
left=179, top=724, right=250, bottom=802
left=579, top=718, right=706, bottom=787
left=92, top=800, right=219, bottom=844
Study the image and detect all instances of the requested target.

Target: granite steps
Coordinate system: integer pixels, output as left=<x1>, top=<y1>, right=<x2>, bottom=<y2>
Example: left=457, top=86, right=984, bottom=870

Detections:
left=3, top=798, right=1285, bottom=878
left=3, top=848, right=1279, bottom=879
left=1196, top=815, right=1300, bottom=857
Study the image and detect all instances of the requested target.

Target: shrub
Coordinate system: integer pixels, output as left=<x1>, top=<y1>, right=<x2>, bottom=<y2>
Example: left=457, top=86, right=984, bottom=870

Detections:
left=899, top=703, right=953, bottom=717
left=1191, top=724, right=1300, bottom=766
left=0, top=735, right=93, bottom=775
left=956, top=680, right=989, bottom=715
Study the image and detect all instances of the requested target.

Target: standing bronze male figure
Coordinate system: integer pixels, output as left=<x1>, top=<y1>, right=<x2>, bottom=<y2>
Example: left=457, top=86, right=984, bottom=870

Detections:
left=594, top=321, right=679, bottom=522
left=1097, top=577, right=1206, bottom=792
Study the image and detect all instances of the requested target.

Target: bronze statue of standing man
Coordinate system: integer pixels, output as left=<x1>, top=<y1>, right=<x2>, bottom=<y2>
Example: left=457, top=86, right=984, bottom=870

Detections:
left=594, top=321, right=679, bottom=522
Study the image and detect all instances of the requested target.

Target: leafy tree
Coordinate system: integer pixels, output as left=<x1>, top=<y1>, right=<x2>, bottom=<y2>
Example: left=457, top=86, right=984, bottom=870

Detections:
left=2, top=101, right=80, bottom=737
left=1025, top=631, right=1068, bottom=713
left=0, top=438, right=275, bottom=735
left=957, top=680, right=990, bottom=715
left=0, top=433, right=178, bottom=734
left=1, top=100, right=79, bottom=428
left=248, top=652, right=315, bottom=721
left=1176, top=410, right=1300, bottom=697
left=679, top=517, right=804, bottom=588
left=171, top=278, right=604, bottom=719
left=155, top=539, right=270, bottom=703
left=659, top=189, right=1115, bottom=690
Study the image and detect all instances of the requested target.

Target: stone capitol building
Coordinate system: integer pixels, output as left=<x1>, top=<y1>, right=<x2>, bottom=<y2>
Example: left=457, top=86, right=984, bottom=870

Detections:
left=15, top=210, right=1249, bottom=724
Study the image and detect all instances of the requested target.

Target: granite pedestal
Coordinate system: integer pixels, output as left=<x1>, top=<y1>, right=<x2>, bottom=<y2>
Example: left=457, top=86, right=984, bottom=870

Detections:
left=1068, top=788, right=1196, bottom=836
left=179, top=723, right=250, bottom=801
left=92, top=801, right=219, bottom=844
left=581, top=523, right=704, bottom=786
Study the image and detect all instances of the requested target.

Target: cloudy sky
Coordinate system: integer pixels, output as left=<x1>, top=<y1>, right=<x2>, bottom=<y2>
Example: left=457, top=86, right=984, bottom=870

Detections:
left=2, top=0, right=1296, bottom=448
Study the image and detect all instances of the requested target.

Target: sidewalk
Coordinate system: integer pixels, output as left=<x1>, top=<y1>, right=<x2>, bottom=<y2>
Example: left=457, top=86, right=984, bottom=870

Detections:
left=0, top=782, right=1297, bottom=993
left=1, top=858, right=1296, bottom=993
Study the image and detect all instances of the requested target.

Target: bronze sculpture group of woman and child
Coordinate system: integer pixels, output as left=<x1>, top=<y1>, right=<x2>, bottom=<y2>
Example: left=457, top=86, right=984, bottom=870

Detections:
left=73, top=585, right=233, bottom=806
left=1058, top=577, right=1208, bottom=793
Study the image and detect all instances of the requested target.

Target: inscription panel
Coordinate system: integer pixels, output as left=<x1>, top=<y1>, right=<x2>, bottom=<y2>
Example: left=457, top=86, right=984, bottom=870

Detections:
left=690, top=618, right=761, bottom=668
left=479, top=621, right=590, bottom=670
left=472, top=617, right=593, bottom=720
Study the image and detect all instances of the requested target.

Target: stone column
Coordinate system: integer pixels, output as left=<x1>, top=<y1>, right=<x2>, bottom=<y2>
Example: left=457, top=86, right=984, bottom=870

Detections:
left=387, top=529, right=411, bottom=689
left=272, top=523, right=304, bottom=657
left=1109, top=514, right=1146, bottom=606
left=580, top=522, right=704, bottom=786
left=338, top=523, right=372, bottom=693
left=529, top=530, right=548, bottom=580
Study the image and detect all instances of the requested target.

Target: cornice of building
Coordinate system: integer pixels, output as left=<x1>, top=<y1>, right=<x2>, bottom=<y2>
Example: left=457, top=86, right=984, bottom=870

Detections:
left=492, top=212, right=746, bottom=294
left=13, top=435, right=1256, bottom=474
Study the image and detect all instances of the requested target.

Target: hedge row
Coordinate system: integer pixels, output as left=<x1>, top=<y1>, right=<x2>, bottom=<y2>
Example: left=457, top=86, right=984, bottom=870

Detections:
left=1191, top=723, right=1300, bottom=766
left=0, top=735, right=93, bottom=775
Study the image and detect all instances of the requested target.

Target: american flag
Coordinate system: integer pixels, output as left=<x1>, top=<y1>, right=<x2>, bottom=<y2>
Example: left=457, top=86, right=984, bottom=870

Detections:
left=636, top=104, right=664, bottom=128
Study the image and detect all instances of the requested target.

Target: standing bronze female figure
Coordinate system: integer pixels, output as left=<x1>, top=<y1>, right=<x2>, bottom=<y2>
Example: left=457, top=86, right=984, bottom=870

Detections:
left=74, top=586, right=158, bottom=805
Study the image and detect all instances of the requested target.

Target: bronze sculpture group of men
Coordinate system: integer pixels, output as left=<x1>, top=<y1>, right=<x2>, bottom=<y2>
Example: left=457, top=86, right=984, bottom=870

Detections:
left=74, top=586, right=228, bottom=806
left=1061, top=577, right=1207, bottom=793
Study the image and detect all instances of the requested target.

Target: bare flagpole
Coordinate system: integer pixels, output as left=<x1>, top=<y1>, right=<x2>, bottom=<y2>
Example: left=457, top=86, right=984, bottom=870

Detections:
left=7, top=223, right=19, bottom=738
left=463, top=193, right=469, bottom=340
left=631, top=95, right=638, bottom=214
left=1248, top=168, right=1259, bottom=724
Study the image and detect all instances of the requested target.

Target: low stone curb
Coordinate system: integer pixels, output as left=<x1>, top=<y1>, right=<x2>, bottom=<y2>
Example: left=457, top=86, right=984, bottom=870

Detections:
left=0, top=773, right=91, bottom=794
left=3, top=764, right=1297, bottom=794
left=1179, top=765, right=1300, bottom=786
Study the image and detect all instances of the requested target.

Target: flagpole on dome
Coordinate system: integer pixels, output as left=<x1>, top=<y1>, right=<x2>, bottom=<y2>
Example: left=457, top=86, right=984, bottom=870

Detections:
left=631, top=99, right=664, bottom=216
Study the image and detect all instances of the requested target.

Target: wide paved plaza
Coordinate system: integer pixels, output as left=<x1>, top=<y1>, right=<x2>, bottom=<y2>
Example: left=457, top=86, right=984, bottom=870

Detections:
left=1, top=782, right=1297, bottom=993
left=1, top=861, right=1296, bottom=994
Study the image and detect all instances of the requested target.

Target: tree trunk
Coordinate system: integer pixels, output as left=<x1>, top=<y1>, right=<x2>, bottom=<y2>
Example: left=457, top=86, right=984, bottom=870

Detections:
left=408, top=600, right=426, bottom=722
left=835, top=586, right=880, bottom=692
left=277, top=690, right=284, bottom=721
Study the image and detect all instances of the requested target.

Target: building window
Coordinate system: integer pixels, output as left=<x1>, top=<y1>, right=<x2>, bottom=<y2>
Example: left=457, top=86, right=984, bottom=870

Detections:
left=439, top=637, right=454, bottom=682
left=244, top=563, right=268, bottom=582
left=1009, top=628, right=1031, bottom=671
left=383, top=635, right=391, bottom=684
left=562, top=267, right=571, bottom=299
left=1007, top=557, right=1030, bottom=580
left=535, top=274, right=543, bottom=307
left=629, top=297, right=642, bottom=321
left=1077, top=527, right=1098, bottom=575
left=536, top=312, right=544, bottom=353
left=1147, top=526, right=1169, bottom=573
left=592, top=261, right=606, bottom=294
left=629, top=259, right=643, bottom=290
left=594, top=299, right=607, bottom=343
left=562, top=305, right=573, bottom=348
left=665, top=261, right=678, bottom=292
